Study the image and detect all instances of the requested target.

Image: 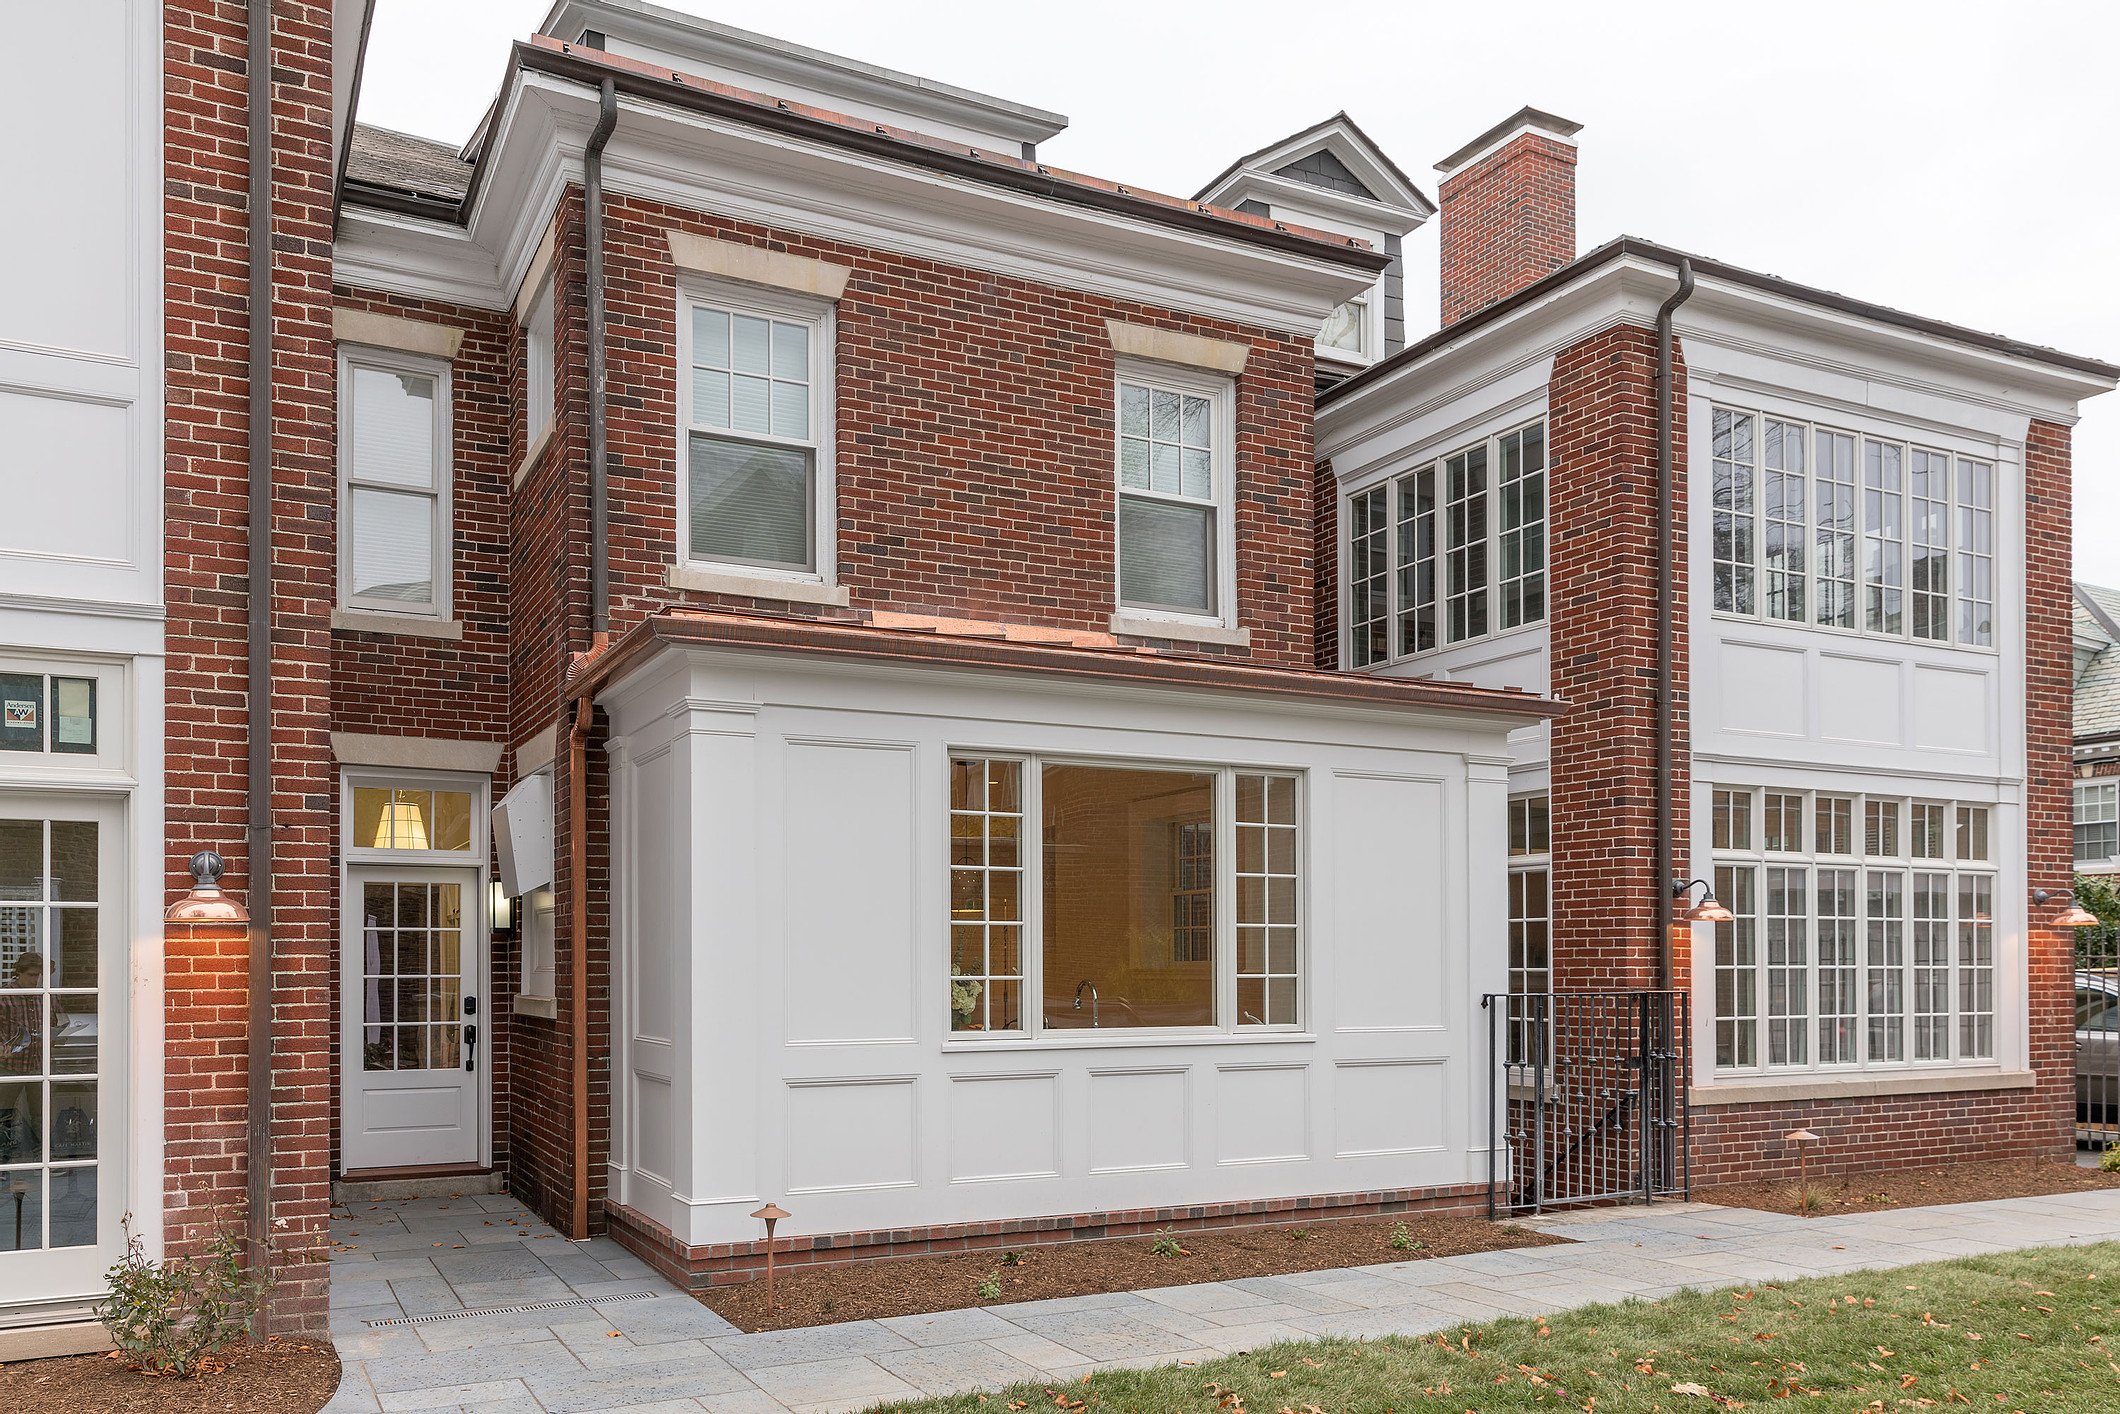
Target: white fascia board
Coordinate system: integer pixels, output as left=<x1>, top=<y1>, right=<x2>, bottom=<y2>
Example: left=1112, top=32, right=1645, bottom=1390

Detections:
left=1205, top=170, right=1421, bottom=242
left=470, top=76, right=1377, bottom=335
left=1321, top=253, right=2114, bottom=462
left=335, top=208, right=509, bottom=310
left=1206, top=117, right=1435, bottom=219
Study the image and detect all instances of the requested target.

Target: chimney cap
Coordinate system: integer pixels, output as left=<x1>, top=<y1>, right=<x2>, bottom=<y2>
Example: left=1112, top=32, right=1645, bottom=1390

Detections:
left=1435, top=106, right=1583, bottom=176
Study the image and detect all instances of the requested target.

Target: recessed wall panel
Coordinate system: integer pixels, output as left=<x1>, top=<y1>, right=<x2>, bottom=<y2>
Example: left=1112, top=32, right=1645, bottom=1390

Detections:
left=1333, top=1059, right=1444, bottom=1157
left=1087, top=1069, right=1188, bottom=1173
left=1215, top=1065, right=1307, bottom=1164
left=949, top=1073, right=1059, bottom=1182
left=1910, top=665, right=1990, bottom=754
left=1817, top=652, right=1902, bottom=746
left=782, top=740, right=917, bottom=1043
left=1719, top=641, right=1805, bottom=737
left=0, top=390, right=131, bottom=565
left=1333, top=773, right=1444, bottom=1031
left=787, top=1079, right=916, bottom=1193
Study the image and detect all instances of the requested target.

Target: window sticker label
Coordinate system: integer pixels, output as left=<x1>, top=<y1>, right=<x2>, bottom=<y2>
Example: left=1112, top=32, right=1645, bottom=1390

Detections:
left=0, top=674, right=43, bottom=751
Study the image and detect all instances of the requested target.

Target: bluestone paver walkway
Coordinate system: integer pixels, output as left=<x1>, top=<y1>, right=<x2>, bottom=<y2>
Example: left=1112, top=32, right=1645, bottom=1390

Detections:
left=324, top=1187, right=2120, bottom=1414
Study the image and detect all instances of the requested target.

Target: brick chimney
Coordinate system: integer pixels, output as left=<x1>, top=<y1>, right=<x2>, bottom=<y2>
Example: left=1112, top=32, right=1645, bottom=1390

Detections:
left=1434, top=107, right=1583, bottom=327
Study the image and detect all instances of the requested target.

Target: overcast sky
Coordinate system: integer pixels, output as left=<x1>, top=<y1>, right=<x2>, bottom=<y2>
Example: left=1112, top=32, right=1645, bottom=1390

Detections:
left=358, top=0, right=2120, bottom=583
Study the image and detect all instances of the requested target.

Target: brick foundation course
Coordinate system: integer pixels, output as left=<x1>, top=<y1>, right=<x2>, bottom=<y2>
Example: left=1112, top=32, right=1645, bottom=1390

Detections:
left=605, top=1183, right=1489, bottom=1290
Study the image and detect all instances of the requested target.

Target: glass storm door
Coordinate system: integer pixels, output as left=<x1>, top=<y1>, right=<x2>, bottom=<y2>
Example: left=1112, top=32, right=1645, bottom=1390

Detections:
left=0, top=795, right=123, bottom=1311
left=342, top=867, right=481, bottom=1169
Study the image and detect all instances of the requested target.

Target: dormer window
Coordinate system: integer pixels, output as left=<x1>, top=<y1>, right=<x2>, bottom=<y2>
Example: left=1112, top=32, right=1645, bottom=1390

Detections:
left=1319, top=293, right=1369, bottom=360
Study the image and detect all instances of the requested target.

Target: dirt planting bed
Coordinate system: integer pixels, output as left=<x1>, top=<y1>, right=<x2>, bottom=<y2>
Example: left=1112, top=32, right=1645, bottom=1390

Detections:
left=0, top=1338, right=341, bottom=1414
left=1702, top=1155, right=2120, bottom=1217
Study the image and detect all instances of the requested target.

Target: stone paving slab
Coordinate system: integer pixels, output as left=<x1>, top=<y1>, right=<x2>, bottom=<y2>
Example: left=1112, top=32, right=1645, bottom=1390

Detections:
left=328, top=1188, right=2120, bottom=1414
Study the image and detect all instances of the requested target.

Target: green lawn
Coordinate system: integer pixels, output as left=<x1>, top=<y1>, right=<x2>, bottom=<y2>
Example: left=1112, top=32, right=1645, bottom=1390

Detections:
left=863, top=1242, right=2120, bottom=1413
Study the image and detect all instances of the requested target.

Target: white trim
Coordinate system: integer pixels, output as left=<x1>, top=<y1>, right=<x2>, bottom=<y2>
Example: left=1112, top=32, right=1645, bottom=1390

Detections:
left=333, top=307, right=465, bottom=361
left=336, top=345, right=455, bottom=619
left=664, top=563, right=852, bottom=605
left=1435, top=117, right=1578, bottom=181
left=1103, top=320, right=1249, bottom=375
left=512, top=211, right=562, bottom=323
left=1113, top=357, right=1238, bottom=629
left=330, top=732, right=505, bottom=774
left=675, top=276, right=838, bottom=582
left=330, top=609, right=465, bottom=640
left=664, top=229, right=853, bottom=300
left=1691, top=1067, right=2032, bottom=1107
left=1198, top=116, right=1434, bottom=223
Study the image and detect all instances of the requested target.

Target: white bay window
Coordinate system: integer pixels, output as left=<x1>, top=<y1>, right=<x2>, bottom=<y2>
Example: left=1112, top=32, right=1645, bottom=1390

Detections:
left=1710, top=785, right=1995, bottom=1075
left=1710, top=406, right=1997, bottom=648
left=949, top=755, right=1300, bottom=1037
left=1346, top=418, right=1546, bottom=668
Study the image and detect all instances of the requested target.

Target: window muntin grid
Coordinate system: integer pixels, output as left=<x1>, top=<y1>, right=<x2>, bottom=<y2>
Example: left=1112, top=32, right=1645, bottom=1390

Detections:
left=357, top=881, right=465, bottom=1072
left=1710, top=405, right=1999, bottom=650
left=2075, top=781, right=2118, bottom=864
left=1708, top=787, right=1998, bottom=1074
left=1343, top=419, right=1546, bottom=667
left=1506, top=794, right=1551, bottom=1067
left=949, top=758, right=1024, bottom=1034
left=1346, top=485, right=1390, bottom=668
left=1235, top=773, right=1300, bottom=1028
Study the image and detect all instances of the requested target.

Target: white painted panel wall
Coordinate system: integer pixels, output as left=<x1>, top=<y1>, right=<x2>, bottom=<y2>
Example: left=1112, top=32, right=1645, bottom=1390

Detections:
left=603, top=649, right=1517, bottom=1247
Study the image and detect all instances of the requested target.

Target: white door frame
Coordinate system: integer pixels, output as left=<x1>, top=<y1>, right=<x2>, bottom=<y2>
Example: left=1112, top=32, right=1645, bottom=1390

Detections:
left=0, top=790, right=128, bottom=1313
left=337, top=769, right=492, bottom=1173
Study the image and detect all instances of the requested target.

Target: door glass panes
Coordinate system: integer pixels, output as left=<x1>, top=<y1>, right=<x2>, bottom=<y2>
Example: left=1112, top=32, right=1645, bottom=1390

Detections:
left=358, top=881, right=465, bottom=1072
left=0, top=816, right=99, bottom=1252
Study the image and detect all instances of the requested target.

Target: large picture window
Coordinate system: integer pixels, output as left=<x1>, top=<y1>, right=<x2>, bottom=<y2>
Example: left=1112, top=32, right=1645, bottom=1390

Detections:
left=1709, top=786, right=1996, bottom=1074
left=1709, top=406, right=1997, bottom=648
left=338, top=346, right=451, bottom=617
left=680, top=287, right=832, bottom=576
left=1345, top=419, right=1545, bottom=668
left=1116, top=365, right=1232, bottom=621
left=949, top=755, right=1300, bottom=1037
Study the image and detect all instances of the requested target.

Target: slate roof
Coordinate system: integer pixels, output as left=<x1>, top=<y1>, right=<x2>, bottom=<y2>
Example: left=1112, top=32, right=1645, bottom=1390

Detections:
left=346, top=123, right=474, bottom=203
left=2075, top=582, right=2120, bottom=742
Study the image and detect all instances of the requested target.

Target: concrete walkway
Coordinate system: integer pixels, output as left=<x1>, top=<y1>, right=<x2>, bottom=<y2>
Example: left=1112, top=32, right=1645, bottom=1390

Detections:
left=322, top=1188, right=2120, bottom=1414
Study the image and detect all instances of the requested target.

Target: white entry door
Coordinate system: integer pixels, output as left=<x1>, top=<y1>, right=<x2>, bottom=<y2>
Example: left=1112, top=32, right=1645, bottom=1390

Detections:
left=342, top=866, right=483, bottom=1170
left=0, top=794, right=124, bottom=1312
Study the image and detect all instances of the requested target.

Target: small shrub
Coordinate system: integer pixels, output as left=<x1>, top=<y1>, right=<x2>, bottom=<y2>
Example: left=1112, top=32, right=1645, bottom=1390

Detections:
left=976, top=1271, right=1002, bottom=1301
left=1389, top=1222, right=1422, bottom=1252
left=1793, top=1186, right=1828, bottom=1215
left=819, top=1297, right=835, bottom=1315
left=1149, top=1228, right=1186, bottom=1258
left=2101, top=1144, right=2120, bottom=1174
left=99, top=1217, right=274, bottom=1377
left=1000, top=1250, right=1022, bottom=1266
left=1288, top=1227, right=1312, bottom=1242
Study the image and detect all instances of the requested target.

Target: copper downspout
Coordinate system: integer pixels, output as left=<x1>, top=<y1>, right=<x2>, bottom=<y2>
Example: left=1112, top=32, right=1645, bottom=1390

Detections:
left=243, top=0, right=275, bottom=1282
left=565, top=693, right=593, bottom=1239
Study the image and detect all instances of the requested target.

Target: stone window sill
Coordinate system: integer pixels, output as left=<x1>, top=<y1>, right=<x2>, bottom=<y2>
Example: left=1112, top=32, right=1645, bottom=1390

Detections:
left=331, top=609, right=465, bottom=640
left=1109, top=612, right=1251, bottom=648
left=1689, top=1068, right=2034, bottom=1107
left=665, top=564, right=851, bottom=607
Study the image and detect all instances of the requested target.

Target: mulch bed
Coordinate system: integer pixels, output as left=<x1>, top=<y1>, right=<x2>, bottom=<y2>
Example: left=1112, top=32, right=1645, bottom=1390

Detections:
left=699, top=1212, right=1563, bottom=1332
left=0, top=1339, right=341, bottom=1414
left=1702, top=1155, right=2120, bottom=1217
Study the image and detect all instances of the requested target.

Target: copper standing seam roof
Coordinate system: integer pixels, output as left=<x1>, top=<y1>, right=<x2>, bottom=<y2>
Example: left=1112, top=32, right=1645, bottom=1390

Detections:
left=563, top=608, right=1562, bottom=722
left=340, top=34, right=1394, bottom=275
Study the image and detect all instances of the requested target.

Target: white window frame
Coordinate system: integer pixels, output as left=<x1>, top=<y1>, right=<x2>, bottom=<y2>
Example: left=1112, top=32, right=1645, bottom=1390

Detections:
left=1112, top=357, right=1238, bottom=629
left=337, top=344, right=453, bottom=619
left=2076, top=779, right=2118, bottom=867
left=1506, top=792, right=1552, bottom=1067
left=1704, top=784, right=1997, bottom=1077
left=341, top=768, right=489, bottom=868
left=1316, top=281, right=1381, bottom=368
left=524, top=277, right=554, bottom=452
left=1342, top=416, right=1548, bottom=668
left=675, top=278, right=836, bottom=583
left=1706, top=403, right=2000, bottom=652
left=945, top=751, right=1305, bottom=1044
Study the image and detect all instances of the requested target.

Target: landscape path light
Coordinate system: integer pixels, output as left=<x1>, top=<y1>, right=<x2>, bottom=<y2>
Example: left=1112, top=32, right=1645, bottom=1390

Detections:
left=1786, top=1127, right=1820, bottom=1208
left=752, top=1202, right=790, bottom=1311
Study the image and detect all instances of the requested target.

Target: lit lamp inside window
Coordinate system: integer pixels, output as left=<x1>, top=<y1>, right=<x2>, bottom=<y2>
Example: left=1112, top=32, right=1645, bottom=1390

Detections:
left=374, top=794, right=430, bottom=851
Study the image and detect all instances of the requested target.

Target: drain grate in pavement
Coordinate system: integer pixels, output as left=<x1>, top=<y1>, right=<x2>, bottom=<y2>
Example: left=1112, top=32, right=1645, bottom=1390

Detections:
left=366, top=1290, right=663, bottom=1326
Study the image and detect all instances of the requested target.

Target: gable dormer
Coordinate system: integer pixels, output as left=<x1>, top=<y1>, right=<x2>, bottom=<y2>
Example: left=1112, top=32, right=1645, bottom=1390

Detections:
left=1199, top=113, right=1433, bottom=384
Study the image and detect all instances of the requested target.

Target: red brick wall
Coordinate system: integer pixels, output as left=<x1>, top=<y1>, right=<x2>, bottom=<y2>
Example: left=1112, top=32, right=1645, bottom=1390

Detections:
left=592, top=194, right=1320, bottom=663
left=163, top=0, right=337, bottom=1332
left=1437, top=131, right=1577, bottom=329
left=1545, top=323, right=1687, bottom=992
left=1313, top=461, right=1340, bottom=669
left=327, top=285, right=517, bottom=1181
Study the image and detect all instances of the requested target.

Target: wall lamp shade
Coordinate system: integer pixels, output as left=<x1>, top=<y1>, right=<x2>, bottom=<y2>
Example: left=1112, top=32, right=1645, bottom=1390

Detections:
left=165, top=850, right=250, bottom=926
left=2034, top=888, right=2100, bottom=929
left=1672, top=876, right=1733, bottom=924
left=490, top=879, right=516, bottom=938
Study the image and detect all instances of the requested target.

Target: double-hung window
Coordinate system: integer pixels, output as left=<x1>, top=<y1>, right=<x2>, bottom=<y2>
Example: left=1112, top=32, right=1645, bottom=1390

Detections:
left=1506, top=794, right=1551, bottom=1066
left=949, top=754, right=1300, bottom=1037
left=1116, top=363, right=1233, bottom=622
left=679, top=285, right=833, bottom=577
left=1345, top=419, right=1546, bottom=668
left=338, top=346, right=451, bottom=617
left=1709, top=406, right=1997, bottom=648
left=1709, top=785, right=1996, bottom=1074
left=2077, top=781, right=2118, bottom=866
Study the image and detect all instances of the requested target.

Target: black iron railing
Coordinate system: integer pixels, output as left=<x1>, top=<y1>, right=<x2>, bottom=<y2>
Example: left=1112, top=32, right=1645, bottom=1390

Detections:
left=1484, top=990, right=1691, bottom=1216
left=2080, top=931, right=2120, bottom=1151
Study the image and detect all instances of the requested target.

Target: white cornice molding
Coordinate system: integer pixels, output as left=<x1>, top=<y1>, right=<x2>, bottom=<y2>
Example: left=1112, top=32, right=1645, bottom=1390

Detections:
left=1201, top=116, right=1434, bottom=220
left=1201, top=169, right=1426, bottom=240
left=337, top=76, right=1379, bottom=335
